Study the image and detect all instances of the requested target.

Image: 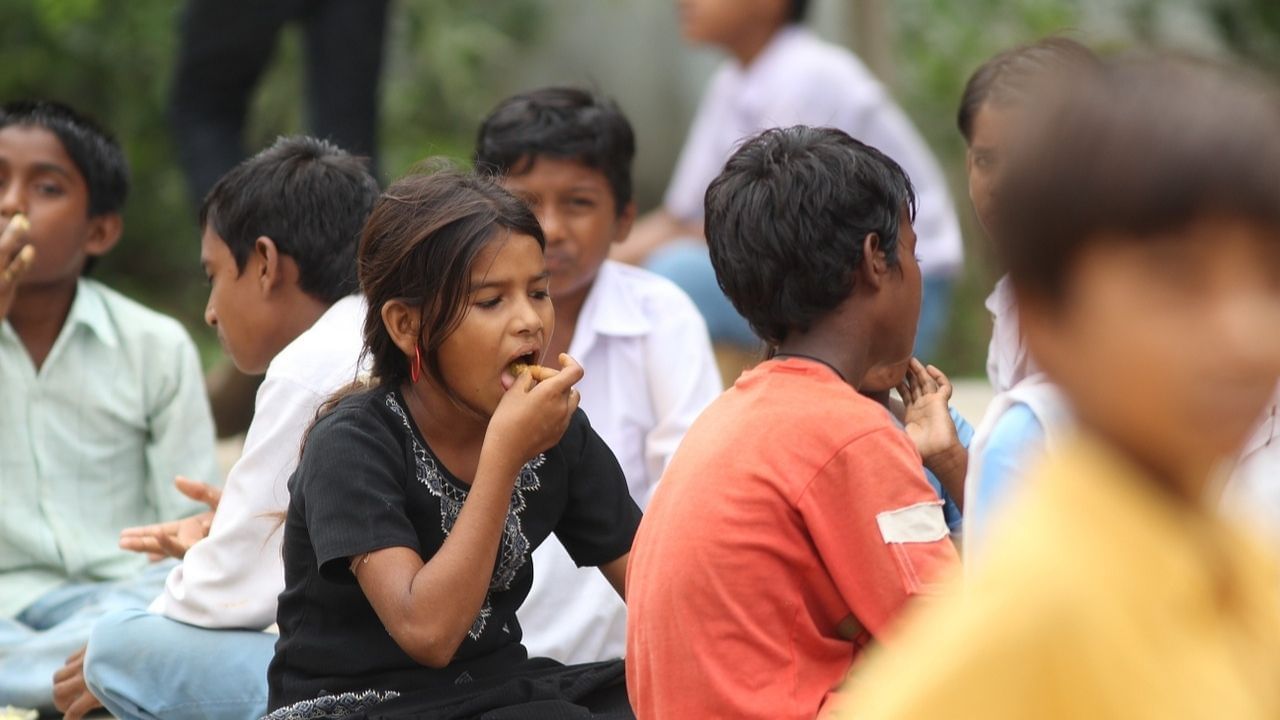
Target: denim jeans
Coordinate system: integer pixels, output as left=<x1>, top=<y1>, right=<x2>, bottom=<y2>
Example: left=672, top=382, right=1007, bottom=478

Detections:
left=645, top=240, right=955, bottom=361
left=0, top=560, right=174, bottom=713
left=85, top=608, right=276, bottom=720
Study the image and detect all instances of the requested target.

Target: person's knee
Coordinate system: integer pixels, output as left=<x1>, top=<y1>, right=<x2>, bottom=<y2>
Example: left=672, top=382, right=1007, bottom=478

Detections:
left=83, top=608, right=154, bottom=694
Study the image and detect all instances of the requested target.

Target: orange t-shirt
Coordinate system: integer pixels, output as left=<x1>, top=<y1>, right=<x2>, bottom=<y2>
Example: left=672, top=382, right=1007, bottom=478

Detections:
left=625, top=358, right=960, bottom=720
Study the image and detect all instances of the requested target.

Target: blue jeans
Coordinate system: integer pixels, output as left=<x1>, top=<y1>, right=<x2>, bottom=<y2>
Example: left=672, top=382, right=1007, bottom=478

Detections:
left=646, top=240, right=955, bottom=360
left=0, top=561, right=174, bottom=713
left=85, top=608, right=275, bottom=720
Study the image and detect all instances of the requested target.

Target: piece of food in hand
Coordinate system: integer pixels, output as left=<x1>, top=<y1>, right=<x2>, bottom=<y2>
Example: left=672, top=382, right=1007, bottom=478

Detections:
left=7, top=213, right=29, bottom=234
left=507, top=359, right=554, bottom=382
left=0, top=706, right=38, bottom=720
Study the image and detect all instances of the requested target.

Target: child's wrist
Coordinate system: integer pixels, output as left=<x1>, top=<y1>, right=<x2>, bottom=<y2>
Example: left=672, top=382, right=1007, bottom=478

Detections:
left=923, top=442, right=967, bottom=475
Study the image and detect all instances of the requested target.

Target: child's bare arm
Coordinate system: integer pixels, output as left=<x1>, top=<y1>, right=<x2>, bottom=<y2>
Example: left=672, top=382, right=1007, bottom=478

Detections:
left=898, top=359, right=968, bottom=508
left=598, top=553, right=629, bottom=600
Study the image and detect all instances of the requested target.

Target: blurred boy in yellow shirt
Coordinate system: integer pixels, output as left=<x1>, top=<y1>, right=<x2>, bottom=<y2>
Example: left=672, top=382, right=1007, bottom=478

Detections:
left=840, top=54, right=1280, bottom=719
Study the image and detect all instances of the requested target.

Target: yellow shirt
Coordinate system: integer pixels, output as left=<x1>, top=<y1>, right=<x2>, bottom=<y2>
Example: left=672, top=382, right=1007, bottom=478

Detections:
left=839, top=435, right=1280, bottom=720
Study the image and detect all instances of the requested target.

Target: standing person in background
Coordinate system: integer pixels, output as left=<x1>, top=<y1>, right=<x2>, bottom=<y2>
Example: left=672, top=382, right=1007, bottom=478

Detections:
left=475, top=86, right=721, bottom=665
left=170, top=0, right=390, bottom=438
left=617, top=0, right=963, bottom=359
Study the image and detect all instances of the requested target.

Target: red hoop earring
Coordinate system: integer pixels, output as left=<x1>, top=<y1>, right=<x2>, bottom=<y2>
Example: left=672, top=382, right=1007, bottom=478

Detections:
left=410, top=346, right=423, bottom=384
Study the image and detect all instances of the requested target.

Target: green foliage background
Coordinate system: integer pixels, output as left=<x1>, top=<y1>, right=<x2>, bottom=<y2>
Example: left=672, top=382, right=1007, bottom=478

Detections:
left=2, top=0, right=1276, bottom=375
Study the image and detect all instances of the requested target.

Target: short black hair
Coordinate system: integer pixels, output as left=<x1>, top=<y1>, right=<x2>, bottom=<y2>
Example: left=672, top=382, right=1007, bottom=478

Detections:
left=996, top=54, right=1280, bottom=306
left=705, top=126, right=916, bottom=347
left=790, top=0, right=810, bottom=22
left=474, top=87, right=635, bottom=215
left=199, top=136, right=379, bottom=304
left=957, top=37, right=1099, bottom=143
left=0, top=100, right=129, bottom=217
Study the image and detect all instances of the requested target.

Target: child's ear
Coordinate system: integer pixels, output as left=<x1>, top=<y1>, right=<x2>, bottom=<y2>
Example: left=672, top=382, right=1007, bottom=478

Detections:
left=253, top=236, right=283, bottom=294
left=859, top=232, right=889, bottom=290
left=612, top=201, right=638, bottom=245
left=381, top=299, right=423, bottom=358
left=84, top=213, right=123, bottom=258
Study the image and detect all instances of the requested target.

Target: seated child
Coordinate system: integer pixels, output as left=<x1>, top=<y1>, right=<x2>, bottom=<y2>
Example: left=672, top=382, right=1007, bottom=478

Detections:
left=842, top=54, right=1280, bottom=718
left=955, top=37, right=1099, bottom=558
left=0, top=100, right=217, bottom=714
left=621, top=0, right=962, bottom=357
left=474, top=86, right=721, bottom=664
left=265, top=169, right=641, bottom=719
left=625, top=126, right=960, bottom=720
left=77, top=136, right=378, bottom=720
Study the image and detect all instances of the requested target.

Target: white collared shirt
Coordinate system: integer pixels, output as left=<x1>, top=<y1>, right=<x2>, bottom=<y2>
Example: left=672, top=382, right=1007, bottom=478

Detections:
left=0, top=279, right=217, bottom=618
left=664, top=26, right=964, bottom=278
left=149, top=295, right=367, bottom=629
left=518, top=261, right=722, bottom=663
left=985, top=275, right=1039, bottom=394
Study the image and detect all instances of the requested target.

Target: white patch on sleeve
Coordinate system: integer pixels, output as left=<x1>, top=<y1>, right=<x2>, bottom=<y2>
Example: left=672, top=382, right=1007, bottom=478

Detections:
left=876, top=501, right=949, bottom=544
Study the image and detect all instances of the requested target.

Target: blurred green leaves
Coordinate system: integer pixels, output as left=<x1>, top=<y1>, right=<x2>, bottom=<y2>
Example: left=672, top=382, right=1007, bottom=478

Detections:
left=0, top=0, right=541, bottom=362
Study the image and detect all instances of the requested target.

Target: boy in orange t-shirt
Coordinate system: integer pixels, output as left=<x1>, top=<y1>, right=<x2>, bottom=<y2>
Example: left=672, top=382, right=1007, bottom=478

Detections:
left=625, top=126, right=961, bottom=720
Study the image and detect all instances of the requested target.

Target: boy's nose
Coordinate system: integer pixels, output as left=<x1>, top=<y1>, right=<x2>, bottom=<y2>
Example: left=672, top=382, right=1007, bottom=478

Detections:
left=204, top=302, right=217, bottom=328
left=0, top=185, right=26, bottom=218
left=539, top=209, right=566, bottom=246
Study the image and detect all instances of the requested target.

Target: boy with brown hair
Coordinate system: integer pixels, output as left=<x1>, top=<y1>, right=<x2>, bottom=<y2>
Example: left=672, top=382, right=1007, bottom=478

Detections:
left=844, top=54, right=1280, bottom=718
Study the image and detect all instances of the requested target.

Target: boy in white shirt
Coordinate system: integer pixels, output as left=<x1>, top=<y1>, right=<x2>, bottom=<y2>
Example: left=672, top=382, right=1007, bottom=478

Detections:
left=616, top=0, right=962, bottom=357
left=475, top=86, right=722, bottom=663
left=66, top=136, right=379, bottom=720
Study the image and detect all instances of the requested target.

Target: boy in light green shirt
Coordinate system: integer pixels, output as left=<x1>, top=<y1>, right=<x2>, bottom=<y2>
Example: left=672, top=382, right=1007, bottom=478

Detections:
left=0, top=100, right=217, bottom=714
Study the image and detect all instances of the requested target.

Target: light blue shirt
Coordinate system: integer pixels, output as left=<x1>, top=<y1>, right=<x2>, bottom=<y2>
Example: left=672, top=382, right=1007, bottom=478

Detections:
left=0, top=279, right=218, bottom=618
left=970, top=402, right=1045, bottom=543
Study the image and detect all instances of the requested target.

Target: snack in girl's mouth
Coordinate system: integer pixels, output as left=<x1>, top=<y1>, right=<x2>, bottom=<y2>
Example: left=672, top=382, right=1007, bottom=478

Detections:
left=507, top=360, right=555, bottom=382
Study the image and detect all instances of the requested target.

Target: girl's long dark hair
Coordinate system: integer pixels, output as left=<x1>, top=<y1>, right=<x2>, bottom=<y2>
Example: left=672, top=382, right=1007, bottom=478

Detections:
left=306, top=165, right=546, bottom=445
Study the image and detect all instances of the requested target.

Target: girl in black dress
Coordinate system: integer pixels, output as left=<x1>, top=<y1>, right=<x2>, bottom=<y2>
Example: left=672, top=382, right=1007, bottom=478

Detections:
left=265, top=169, right=640, bottom=719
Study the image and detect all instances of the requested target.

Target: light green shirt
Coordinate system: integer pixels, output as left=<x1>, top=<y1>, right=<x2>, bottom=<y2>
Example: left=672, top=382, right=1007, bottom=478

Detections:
left=0, top=278, right=218, bottom=618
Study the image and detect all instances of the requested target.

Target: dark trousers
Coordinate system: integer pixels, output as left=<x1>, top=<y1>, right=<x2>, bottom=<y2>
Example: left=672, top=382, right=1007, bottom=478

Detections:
left=169, top=0, right=389, bottom=203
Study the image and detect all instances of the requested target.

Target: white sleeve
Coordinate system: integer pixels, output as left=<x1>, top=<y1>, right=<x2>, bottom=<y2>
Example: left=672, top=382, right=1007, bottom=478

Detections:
left=640, top=289, right=722, bottom=507
left=663, top=67, right=734, bottom=222
left=149, top=374, right=321, bottom=630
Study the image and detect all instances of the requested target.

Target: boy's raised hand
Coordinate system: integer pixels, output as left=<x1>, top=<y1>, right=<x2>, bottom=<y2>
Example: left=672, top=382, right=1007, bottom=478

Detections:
left=119, top=476, right=222, bottom=560
left=897, top=358, right=963, bottom=467
left=898, top=358, right=968, bottom=507
left=0, top=214, right=35, bottom=321
left=487, top=353, right=584, bottom=466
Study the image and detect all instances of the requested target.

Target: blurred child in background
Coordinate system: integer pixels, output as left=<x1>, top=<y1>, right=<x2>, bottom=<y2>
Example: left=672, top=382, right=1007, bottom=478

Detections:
left=843, top=54, right=1280, bottom=719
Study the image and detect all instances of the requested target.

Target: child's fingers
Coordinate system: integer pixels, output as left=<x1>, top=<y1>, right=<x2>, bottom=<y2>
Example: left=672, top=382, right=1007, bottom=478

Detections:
left=0, top=244, right=35, bottom=286
left=118, top=532, right=165, bottom=555
left=926, top=364, right=953, bottom=400
left=175, top=476, right=222, bottom=510
left=541, top=353, right=584, bottom=392
left=526, top=364, right=558, bottom=382
left=911, top=358, right=939, bottom=394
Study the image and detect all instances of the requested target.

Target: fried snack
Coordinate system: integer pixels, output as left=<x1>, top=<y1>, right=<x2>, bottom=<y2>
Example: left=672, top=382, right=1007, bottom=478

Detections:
left=1, top=245, right=35, bottom=284
left=508, top=361, right=555, bottom=382
left=0, top=706, right=38, bottom=720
